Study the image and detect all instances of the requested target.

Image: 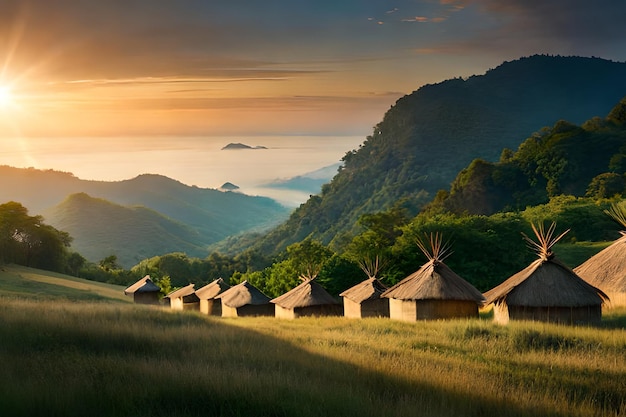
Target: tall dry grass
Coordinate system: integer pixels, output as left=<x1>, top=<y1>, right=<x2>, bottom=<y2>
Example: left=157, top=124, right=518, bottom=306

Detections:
left=0, top=298, right=624, bottom=417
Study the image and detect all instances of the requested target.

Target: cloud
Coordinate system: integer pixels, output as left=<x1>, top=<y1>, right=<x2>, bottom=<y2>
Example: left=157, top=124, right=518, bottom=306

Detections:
left=401, top=16, right=432, bottom=22
left=403, top=0, right=626, bottom=61
left=464, top=0, right=626, bottom=54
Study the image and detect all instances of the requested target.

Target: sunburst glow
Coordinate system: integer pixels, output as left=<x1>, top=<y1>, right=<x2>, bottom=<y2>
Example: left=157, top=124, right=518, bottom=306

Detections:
left=0, top=85, right=14, bottom=108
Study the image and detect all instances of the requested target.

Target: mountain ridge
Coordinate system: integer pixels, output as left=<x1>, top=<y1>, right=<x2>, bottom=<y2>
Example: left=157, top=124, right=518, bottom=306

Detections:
left=0, top=167, right=291, bottom=266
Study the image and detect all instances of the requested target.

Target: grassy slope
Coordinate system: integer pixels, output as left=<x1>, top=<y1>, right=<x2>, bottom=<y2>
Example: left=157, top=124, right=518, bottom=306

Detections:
left=0, top=264, right=131, bottom=302
left=0, top=268, right=625, bottom=416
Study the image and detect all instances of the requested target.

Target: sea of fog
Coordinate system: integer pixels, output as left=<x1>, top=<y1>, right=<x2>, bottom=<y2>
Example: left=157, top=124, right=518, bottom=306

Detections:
left=0, top=136, right=366, bottom=206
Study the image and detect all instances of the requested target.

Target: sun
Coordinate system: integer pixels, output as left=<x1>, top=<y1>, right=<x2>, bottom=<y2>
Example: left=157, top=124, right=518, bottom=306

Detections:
left=0, top=85, right=14, bottom=108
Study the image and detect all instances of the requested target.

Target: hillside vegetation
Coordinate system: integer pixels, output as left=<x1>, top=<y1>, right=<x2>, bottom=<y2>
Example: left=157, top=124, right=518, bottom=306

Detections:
left=243, top=55, right=626, bottom=255
left=435, top=97, right=626, bottom=215
left=44, top=193, right=208, bottom=268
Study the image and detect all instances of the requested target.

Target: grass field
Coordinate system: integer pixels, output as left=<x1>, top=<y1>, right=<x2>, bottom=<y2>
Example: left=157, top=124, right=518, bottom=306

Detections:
left=1, top=266, right=625, bottom=416
left=0, top=264, right=131, bottom=302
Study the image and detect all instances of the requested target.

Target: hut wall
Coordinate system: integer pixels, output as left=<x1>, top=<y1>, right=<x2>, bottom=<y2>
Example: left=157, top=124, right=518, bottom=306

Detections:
left=240, top=303, right=274, bottom=317
left=275, top=305, right=296, bottom=319
left=416, top=300, right=478, bottom=320
left=133, top=292, right=160, bottom=305
left=200, top=299, right=222, bottom=316
left=236, top=304, right=275, bottom=317
left=389, top=299, right=418, bottom=321
left=354, top=298, right=389, bottom=318
left=276, top=304, right=341, bottom=319
left=170, top=298, right=184, bottom=311
left=343, top=298, right=362, bottom=319
left=182, top=301, right=200, bottom=311
left=294, top=304, right=342, bottom=318
left=221, top=305, right=239, bottom=318
left=344, top=298, right=388, bottom=319
left=390, top=299, right=477, bottom=321
left=493, top=303, right=510, bottom=325
left=507, top=305, right=602, bottom=325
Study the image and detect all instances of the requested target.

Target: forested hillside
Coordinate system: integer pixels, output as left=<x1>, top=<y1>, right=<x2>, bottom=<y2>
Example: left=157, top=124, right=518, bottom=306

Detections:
left=433, top=98, right=626, bottom=215
left=243, top=55, right=626, bottom=256
left=43, top=193, right=209, bottom=268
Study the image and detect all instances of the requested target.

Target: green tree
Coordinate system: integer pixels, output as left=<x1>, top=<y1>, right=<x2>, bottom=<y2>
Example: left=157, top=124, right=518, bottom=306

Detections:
left=585, top=173, right=625, bottom=199
left=0, top=201, right=72, bottom=271
left=286, top=239, right=333, bottom=279
left=99, top=255, right=120, bottom=272
left=66, top=252, right=87, bottom=276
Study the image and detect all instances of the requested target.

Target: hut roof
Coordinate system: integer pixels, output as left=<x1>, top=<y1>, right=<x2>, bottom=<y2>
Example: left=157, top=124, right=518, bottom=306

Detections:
left=381, top=261, right=485, bottom=303
left=271, top=277, right=339, bottom=309
left=381, top=232, right=485, bottom=303
left=575, top=232, right=626, bottom=293
left=484, top=257, right=608, bottom=307
left=216, top=280, right=271, bottom=308
left=340, top=277, right=388, bottom=303
left=195, top=278, right=231, bottom=300
left=164, top=283, right=196, bottom=299
left=574, top=205, right=626, bottom=293
left=484, top=222, right=608, bottom=307
left=124, top=275, right=160, bottom=295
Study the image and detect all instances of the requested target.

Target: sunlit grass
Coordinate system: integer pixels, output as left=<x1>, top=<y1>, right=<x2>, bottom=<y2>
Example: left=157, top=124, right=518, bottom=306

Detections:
left=0, top=264, right=130, bottom=302
left=1, top=297, right=624, bottom=417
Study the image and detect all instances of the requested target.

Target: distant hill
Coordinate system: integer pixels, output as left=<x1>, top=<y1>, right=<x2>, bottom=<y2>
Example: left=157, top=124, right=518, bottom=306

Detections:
left=261, top=163, right=341, bottom=194
left=0, top=168, right=290, bottom=265
left=243, top=55, right=626, bottom=255
left=221, top=142, right=267, bottom=150
left=43, top=193, right=210, bottom=268
left=220, top=182, right=240, bottom=191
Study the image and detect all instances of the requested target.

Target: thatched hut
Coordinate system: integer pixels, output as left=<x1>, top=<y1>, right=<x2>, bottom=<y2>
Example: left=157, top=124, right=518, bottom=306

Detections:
left=216, top=280, right=274, bottom=317
left=574, top=205, right=626, bottom=307
left=196, top=278, right=231, bottom=315
left=164, top=284, right=200, bottom=311
left=340, top=277, right=389, bottom=318
left=124, top=275, right=161, bottom=305
left=271, top=277, right=342, bottom=319
left=484, top=223, right=608, bottom=325
left=381, top=233, right=485, bottom=321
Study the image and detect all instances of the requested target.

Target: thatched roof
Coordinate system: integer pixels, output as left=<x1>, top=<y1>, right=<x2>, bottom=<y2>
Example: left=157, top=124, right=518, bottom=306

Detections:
left=216, top=280, right=271, bottom=308
left=484, top=223, right=608, bottom=307
left=164, top=283, right=196, bottom=299
left=485, top=257, right=607, bottom=307
left=195, top=278, right=230, bottom=300
left=271, top=277, right=339, bottom=309
left=124, top=275, right=160, bottom=295
left=381, top=233, right=484, bottom=303
left=381, top=261, right=486, bottom=303
left=574, top=204, right=626, bottom=293
left=340, top=277, right=388, bottom=303
left=575, top=232, right=626, bottom=293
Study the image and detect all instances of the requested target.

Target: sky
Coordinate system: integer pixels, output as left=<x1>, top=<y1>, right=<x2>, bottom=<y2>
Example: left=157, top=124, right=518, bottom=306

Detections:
left=0, top=0, right=625, bottom=139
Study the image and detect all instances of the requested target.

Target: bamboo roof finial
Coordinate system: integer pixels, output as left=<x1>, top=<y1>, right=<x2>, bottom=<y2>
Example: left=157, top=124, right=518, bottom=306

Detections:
left=415, top=232, right=452, bottom=264
left=522, top=222, right=569, bottom=261
left=604, top=203, right=626, bottom=230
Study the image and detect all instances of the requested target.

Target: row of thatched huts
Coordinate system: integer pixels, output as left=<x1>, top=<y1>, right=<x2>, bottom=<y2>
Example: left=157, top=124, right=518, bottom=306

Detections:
left=125, top=220, right=625, bottom=326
